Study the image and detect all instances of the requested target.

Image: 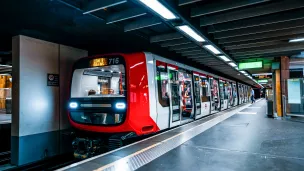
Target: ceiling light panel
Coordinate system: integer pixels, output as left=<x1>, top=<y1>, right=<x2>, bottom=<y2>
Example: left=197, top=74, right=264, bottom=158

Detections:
left=218, top=55, right=231, bottom=62
left=139, top=0, right=177, bottom=20
left=204, top=45, right=221, bottom=55
left=177, top=25, right=205, bottom=42
left=289, top=38, right=304, bottom=43
left=228, top=62, right=237, bottom=67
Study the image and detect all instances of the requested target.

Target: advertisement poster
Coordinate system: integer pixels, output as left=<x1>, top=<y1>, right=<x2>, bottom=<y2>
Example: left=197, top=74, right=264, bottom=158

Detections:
left=287, top=79, right=301, bottom=104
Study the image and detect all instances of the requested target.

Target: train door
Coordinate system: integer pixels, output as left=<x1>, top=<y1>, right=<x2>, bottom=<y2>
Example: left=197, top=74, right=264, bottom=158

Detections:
left=240, top=85, right=244, bottom=104
left=247, top=86, right=250, bottom=102
left=233, top=83, right=238, bottom=106
left=179, top=69, right=194, bottom=122
left=201, top=75, right=211, bottom=116
left=155, top=61, right=171, bottom=129
left=238, top=84, right=243, bottom=104
left=210, top=77, right=220, bottom=113
left=168, top=65, right=181, bottom=128
left=193, top=73, right=201, bottom=118
left=244, top=85, right=247, bottom=103
left=227, top=82, right=232, bottom=109
left=243, top=86, right=246, bottom=103
left=219, top=80, right=227, bottom=110
left=224, top=81, right=229, bottom=109
left=244, top=86, right=247, bottom=103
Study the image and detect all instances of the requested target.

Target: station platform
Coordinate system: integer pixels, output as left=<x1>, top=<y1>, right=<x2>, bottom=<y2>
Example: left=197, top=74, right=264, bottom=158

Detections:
left=58, top=99, right=304, bottom=171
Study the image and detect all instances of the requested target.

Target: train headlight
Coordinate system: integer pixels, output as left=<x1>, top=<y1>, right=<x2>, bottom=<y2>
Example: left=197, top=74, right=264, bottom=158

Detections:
left=69, top=102, right=78, bottom=109
left=115, top=102, right=126, bottom=109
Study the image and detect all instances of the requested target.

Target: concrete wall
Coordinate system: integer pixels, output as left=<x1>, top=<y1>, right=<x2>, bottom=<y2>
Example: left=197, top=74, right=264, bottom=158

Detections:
left=12, top=35, right=87, bottom=166
left=59, top=45, right=87, bottom=129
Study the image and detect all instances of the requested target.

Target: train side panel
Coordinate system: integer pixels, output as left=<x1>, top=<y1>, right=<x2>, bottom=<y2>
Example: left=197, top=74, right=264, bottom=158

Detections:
left=144, top=53, right=159, bottom=127
left=152, top=54, right=170, bottom=130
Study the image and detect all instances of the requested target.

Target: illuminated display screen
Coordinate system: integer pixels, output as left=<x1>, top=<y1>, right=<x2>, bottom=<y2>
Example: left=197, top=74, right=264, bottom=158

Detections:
left=90, top=58, right=108, bottom=67
left=238, top=61, right=263, bottom=69
left=257, top=79, right=268, bottom=83
left=253, top=75, right=272, bottom=79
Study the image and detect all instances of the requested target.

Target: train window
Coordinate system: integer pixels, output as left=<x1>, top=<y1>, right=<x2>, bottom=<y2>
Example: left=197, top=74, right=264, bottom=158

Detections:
left=201, top=77, right=210, bottom=102
left=210, top=78, right=220, bottom=111
left=169, top=69, right=180, bottom=121
left=71, top=64, right=126, bottom=98
left=227, top=83, right=232, bottom=105
left=233, top=84, right=237, bottom=98
left=169, top=70, right=179, bottom=107
left=179, top=71, right=193, bottom=112
left=219, top=81, right=224, bottom=100
left=194, top=76, right=200, bottom=103
left=224, top=83, right=228, bottom=100
left=156, top=65, right=169, bottom=107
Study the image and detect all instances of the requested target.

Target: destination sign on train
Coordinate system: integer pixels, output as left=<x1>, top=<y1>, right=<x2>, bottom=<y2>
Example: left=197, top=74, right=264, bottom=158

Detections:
left=90, top=57, right=121, bottom=67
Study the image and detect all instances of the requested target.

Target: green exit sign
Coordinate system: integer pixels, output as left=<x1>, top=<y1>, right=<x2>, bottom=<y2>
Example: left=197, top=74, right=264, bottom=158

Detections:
left=238, top=61, right=263, bottom=69
left=257, top=79, right=268, bottom=83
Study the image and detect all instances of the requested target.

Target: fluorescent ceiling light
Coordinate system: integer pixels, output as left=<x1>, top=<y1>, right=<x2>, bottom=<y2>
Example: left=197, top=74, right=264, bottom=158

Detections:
left=244, top=73, right=248, bottom=76
left=252, top=73, right=272, bottom=76
left=140, top=0, right=177, bottom=20
left=240, top=71, right=246, bottom=74
left=289, top=38, right=304, bottom=43
left=177, top=25, right=205, bottom=42
left=228, top=62, right=237, bottom=67
left=0, top=64, right=12, bottom=67
left=234, top=67, right=239, bottom=70
left=218, top=55, right=231, bottom=62
left=204, top=45, right=221, bottom=54
left=290, top=61, right=304, bottom=63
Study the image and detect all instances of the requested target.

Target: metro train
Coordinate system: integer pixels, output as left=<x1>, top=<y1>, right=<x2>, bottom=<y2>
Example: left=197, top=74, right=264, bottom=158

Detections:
left=68, top=52, right=251, bottom=158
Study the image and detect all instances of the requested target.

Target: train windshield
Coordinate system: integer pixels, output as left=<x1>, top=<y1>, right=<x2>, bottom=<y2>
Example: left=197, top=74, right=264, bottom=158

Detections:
left=71, top=64, right=126, bottom=98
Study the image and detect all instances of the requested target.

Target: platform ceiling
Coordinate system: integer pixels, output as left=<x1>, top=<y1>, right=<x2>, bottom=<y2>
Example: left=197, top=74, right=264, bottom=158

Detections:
left=1, top=0, right=303, bottom=86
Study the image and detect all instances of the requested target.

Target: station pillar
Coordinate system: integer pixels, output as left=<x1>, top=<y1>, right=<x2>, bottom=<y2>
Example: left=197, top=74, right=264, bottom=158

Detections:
left=273, top=56, right=290, bottom=117
left=280, top=56, right=290, bottom=114
left=275, top=69, right=282, bottom=117
left=11, top=35, right=87, bottom=166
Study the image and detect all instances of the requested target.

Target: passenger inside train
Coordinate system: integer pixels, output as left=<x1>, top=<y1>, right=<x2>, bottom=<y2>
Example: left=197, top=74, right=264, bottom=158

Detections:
left=210, top=78, right=220, bottom=113
left=179, top=72, right=193, bottom=119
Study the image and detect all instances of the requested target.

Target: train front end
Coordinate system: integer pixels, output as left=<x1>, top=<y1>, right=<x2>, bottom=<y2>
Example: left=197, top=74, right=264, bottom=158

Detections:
left=68, top=54, right=131, bottom=158
left=68, top=53, right=158, bottom=158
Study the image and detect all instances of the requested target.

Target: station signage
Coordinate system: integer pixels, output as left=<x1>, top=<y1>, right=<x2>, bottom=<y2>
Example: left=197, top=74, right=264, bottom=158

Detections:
left=90, top=56, right=123, bottom=67
left=252, top=73, right=272, bottom=79
left=47, top=73, right=59, bottom=86
left=257, top=79, right=268, bottom=83
left=253, top=75, right=272, bottom=79
left=238, top=61, right=263, bottom=69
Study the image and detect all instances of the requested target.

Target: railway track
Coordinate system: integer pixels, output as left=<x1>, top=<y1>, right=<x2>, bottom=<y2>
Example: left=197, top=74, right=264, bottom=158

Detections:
left=0, top=151, right=10, bottom=165
left=5, top=153, right=78, bottom=171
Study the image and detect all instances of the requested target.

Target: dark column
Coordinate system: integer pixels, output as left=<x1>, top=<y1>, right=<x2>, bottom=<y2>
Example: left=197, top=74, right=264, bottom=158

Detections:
left=280, top=56, right=290, bottom=114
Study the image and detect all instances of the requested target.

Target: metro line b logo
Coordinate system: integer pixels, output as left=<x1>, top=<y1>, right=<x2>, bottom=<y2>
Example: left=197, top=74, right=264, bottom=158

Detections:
left=47, top=73, right=59, bottom=87
left=48, top=74, right=54, bottom=81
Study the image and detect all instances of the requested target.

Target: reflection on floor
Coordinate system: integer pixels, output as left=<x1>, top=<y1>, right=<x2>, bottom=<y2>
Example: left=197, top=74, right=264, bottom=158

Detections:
left=211, top=110, right=219, bottom=114
left=0, top=109, right=7, bottom=114
left=139, top=99, right=304, bottom=171
left=181, top=117, right=194, bottom=125
left=181, top=116, right=191, bottom=121
left=0, top=114, right=11, bottom=124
